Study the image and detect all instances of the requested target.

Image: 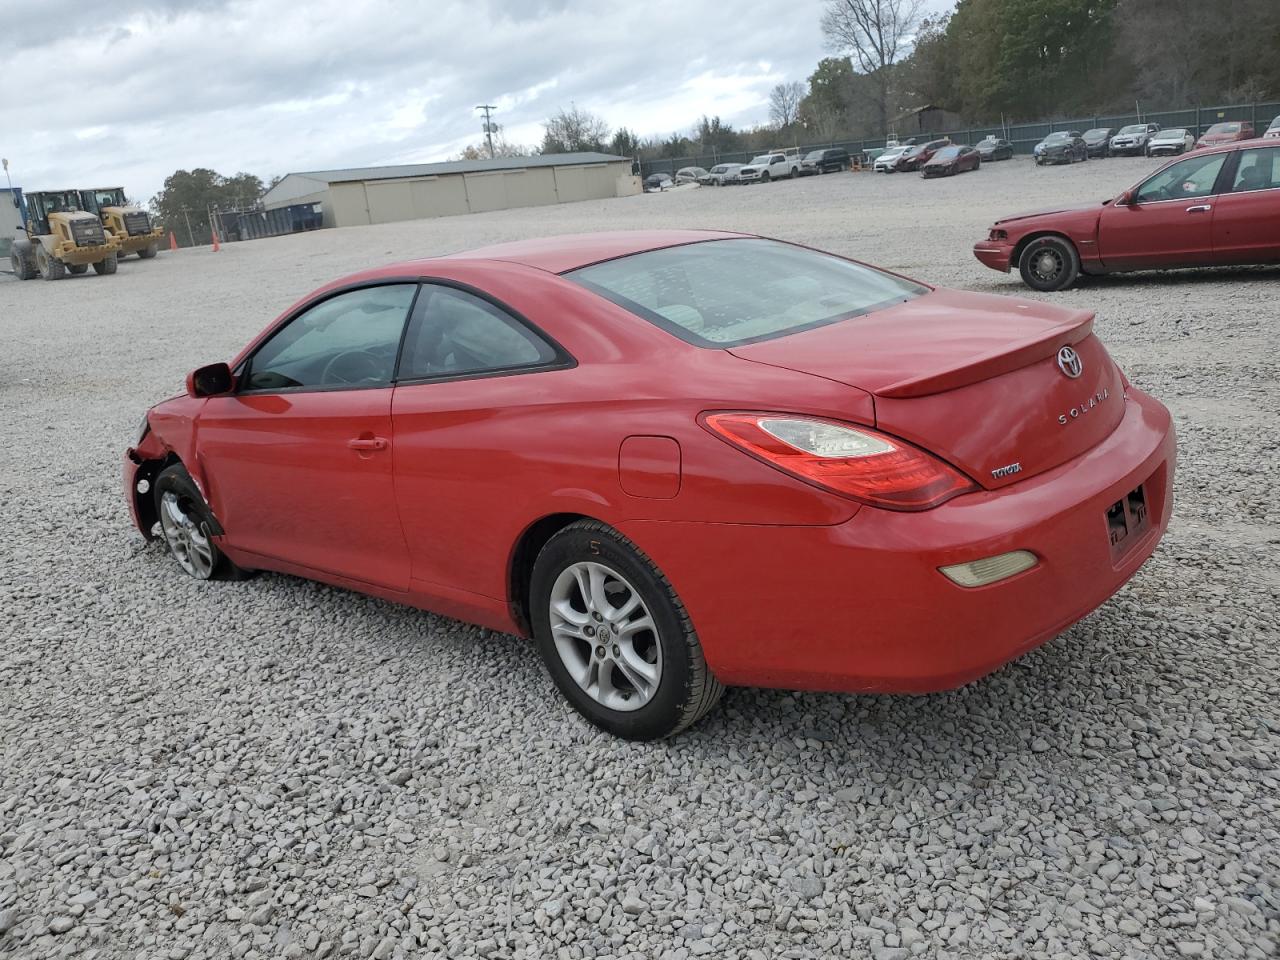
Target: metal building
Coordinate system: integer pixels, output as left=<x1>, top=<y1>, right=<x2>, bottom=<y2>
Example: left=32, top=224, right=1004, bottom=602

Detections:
left=260, top=153, right=640, bottom=228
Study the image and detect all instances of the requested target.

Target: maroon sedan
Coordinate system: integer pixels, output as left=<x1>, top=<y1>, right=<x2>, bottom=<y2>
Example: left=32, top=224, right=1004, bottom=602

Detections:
left=923, top=145, right=981, bottom=178
left=1196, top=121, right=1254, bottom=150
left=897, top=139, right=951, bottom=172
left=974, top=139, right=1280, bottom=290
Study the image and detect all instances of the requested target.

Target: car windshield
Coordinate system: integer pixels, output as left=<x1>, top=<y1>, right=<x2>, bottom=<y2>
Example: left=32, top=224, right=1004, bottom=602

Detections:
left=1084, top=129, right=1108, bottom=138
left=1269, top=118, right=1280, bottom=131
left=932, top=147, right=961, bottom=160
left=978, top=138, right=998, bottom=145
left=1045, top=133, right=1071, bottom=141
left=1207, top=123, right=1241, bottom=134
left=710, top=165, right=728, bottom=173
left=749, top=155, right=772, bottom=165
left=566, top=238, right=927, bottom=348
left=1119, top=125, right=1146, bottom=134
left=804, top=151, right=824, bottom=161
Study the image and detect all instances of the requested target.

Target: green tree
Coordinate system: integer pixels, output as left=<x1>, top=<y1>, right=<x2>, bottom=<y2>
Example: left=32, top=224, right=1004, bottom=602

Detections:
left=610, top=127, right=641, bottom=157
left=150, top=169, right=266, bottom=246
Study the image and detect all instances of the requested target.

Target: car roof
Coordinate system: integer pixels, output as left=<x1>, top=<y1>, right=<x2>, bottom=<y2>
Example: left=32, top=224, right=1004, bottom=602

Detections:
left=428, top=230, right=751, bottom=274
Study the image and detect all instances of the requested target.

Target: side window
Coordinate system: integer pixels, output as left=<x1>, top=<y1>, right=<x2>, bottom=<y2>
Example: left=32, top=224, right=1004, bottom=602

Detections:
left=1134, top=152, right=1228, bottom=203
left=243, top=284, right=417, bottom=391
left=399, top=286, right=558, bottom=381
left=1231, top=148, right=1280, bottom=192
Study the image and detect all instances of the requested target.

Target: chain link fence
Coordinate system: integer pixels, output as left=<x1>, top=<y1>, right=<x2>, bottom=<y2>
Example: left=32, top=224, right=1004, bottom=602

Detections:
left=638, top=101, right=1280, bottom=177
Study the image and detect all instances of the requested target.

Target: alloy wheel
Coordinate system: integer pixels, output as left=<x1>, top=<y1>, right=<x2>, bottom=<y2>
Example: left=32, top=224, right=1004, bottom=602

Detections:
left=548, top=561, right=662, bottom=712
left=159, top=491, right=216, bottom=579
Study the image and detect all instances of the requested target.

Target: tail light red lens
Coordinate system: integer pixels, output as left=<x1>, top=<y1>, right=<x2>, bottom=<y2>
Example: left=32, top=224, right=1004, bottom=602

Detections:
left=701, top=412, right=977, bottom=511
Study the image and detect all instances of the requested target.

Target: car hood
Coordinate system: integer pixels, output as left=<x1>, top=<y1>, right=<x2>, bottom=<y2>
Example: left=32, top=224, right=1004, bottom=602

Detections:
left=993, top=203, right=1104, bottom=226
left=728, top=289, right=1123, bottom=489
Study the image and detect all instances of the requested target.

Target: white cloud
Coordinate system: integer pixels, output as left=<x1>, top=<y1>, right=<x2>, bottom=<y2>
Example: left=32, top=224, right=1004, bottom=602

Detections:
left=0, top=0, right=851, bottom=201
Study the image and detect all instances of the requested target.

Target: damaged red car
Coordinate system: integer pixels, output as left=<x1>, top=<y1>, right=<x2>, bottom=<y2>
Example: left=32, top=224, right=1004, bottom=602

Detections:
left=125, top=231, right=1175, bottom=739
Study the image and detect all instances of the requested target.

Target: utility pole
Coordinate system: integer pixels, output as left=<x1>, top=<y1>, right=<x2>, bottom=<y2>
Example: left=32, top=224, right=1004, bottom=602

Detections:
left=475, top=104, right=497, bottom=158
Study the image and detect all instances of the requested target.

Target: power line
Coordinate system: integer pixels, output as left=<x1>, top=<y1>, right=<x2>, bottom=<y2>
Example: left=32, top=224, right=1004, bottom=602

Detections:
left=475, top=104, right=498, bottom=158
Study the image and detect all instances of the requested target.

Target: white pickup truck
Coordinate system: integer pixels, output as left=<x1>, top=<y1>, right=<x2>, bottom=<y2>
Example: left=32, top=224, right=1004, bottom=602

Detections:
left=736, top=149, right=801, bottom=183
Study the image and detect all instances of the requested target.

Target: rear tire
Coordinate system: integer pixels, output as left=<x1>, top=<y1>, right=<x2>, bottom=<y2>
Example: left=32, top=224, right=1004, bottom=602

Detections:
left=11, top=249, right=35, bottom=280
left=93, top=255, right=117, bottom=275
left=153, top=464, right=252, bottom=581
left=37, top=247, right=65, bottom=281
left=530, top=520, right=724, bottom=740
left=138, top=243, right=158, bottom=259
left=1018, top=236, right=1080, bottom=292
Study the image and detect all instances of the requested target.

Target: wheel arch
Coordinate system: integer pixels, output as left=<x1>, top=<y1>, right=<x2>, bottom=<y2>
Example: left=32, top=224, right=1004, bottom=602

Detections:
left=507, top=512, right=600, bottom=634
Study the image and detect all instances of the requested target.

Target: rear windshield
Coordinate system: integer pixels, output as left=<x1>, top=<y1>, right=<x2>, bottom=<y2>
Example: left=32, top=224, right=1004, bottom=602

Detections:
left=565, top=238, right=927, bottom=348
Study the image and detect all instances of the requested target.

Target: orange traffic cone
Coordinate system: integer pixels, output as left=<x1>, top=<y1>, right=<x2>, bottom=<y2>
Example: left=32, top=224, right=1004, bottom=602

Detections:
left=211, top=226, right=220, bottom=252
left=169, top=231, right=178, bottom=251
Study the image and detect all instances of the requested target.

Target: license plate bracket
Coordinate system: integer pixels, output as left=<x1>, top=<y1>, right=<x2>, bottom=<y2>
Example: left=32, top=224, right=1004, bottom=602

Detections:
left=1107, top=483, right=1150, bottom=561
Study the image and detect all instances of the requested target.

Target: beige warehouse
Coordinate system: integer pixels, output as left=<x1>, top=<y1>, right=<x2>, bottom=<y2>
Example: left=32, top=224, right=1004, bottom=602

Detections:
left=260, top=152, right=639, bottom=228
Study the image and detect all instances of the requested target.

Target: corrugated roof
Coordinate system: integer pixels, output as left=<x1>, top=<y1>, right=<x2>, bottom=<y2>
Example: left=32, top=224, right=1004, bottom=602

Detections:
left=291, top=152, right=626, bottom=185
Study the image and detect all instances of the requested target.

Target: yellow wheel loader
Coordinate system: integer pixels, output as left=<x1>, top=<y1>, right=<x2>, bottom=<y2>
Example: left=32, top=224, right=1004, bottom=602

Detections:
left=10, top=190, right=120, bottom=281
left=79, top=187, right=163, bottom=259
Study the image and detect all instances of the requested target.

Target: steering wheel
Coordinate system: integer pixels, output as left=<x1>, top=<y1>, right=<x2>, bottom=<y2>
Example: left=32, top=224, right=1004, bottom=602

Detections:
left=321, top=350, right=386, bottom=386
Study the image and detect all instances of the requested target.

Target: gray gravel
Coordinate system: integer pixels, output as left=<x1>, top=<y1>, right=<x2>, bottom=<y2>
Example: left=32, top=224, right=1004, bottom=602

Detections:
left=1, top=156, right=1277, bottom=959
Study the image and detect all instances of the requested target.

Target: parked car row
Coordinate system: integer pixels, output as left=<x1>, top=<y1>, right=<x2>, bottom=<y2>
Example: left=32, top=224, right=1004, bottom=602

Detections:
left=645, top=116, right=1280, bottom=193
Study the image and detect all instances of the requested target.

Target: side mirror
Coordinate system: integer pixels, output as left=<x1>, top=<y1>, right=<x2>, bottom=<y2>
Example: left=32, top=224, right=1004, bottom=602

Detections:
left=187, top=362, right=234, bottom=398
left=1117, top=188, right=1136, bottom=206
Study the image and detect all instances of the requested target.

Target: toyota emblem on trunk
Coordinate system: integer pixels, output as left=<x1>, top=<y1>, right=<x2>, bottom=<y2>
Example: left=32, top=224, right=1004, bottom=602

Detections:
left=1057, top=346, right=1083, bottom=379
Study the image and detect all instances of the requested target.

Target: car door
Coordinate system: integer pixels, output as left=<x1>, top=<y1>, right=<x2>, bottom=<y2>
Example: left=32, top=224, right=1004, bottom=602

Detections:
left=390, top=282, right=574, bottom=597
left=196, top=282, right=419, bottom=589
left=1097, top=150, right=1231, bottom=270
left=1212, top=146, right=1280, bottom=264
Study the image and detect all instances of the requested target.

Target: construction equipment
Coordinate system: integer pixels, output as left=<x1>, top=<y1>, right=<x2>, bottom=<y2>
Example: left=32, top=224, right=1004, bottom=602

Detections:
left=10, top=190, right=120, bottom=281
left=79, top=187, right=163, bottom=259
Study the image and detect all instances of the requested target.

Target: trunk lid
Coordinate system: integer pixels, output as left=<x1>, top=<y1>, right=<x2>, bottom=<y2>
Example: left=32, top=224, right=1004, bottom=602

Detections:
left=728, top=289, right=1126, bottom=490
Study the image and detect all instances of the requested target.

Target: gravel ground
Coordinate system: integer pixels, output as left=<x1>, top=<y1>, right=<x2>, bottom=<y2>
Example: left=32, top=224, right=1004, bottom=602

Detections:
left=1, top=156, right=1277, bottom=960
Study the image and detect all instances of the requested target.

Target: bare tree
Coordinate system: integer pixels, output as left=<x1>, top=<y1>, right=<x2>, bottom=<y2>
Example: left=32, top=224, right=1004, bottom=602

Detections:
left=768, top=81, right=806, bottom=129
left=821, top=0, right=924, bottom=135
left=541, top=104, right=611, bottom=154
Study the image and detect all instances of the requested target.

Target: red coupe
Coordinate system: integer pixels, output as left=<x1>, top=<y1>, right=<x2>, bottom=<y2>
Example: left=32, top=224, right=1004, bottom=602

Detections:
left=125, top=232, right=1175, bottom=739
left=974, top=139, right=1280, bottom=290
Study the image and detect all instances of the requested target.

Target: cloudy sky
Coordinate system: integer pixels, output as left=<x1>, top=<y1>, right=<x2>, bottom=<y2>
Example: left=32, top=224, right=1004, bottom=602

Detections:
left=1, top=0, right=945, bottom=204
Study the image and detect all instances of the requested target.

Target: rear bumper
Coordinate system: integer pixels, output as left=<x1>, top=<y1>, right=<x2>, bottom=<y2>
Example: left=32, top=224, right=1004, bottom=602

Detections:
left=619, top=388, right=1175, bottom=694
left=973, top=240, right=1015, bottom=272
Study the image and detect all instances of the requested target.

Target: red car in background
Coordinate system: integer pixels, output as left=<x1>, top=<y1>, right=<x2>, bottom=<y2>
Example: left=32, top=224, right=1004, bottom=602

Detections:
left=896, top=138, right=951, bottom=172
left=1196, top=120, right=1254, bottom=150
left=923, top=145, right=981, bottom=177
left=974, top=139, right=1280, bottom=290
left=126, top=231, right=1175, bottom=739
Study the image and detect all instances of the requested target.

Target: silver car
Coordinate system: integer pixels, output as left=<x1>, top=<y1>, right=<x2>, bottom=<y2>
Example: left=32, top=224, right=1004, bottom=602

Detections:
left=675, top=166, right=708, bottom=185
left=705, top=163, right=744, bottom=186
left=1146, top=128, right=1195, bottom=156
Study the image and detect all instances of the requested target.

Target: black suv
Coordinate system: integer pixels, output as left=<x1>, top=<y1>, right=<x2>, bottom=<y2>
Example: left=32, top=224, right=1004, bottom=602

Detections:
left=799, top=148, right=851, bottom=175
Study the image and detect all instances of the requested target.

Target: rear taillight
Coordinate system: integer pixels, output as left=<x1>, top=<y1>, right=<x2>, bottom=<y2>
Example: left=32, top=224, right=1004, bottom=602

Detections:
left=701, top=412, right=977, bottom=511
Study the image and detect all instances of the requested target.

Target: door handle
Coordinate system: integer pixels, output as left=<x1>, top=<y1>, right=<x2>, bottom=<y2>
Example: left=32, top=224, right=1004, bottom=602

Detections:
left=347, top=437, right=389, bottom=452
left=1185, top=204, right=1212, bottom=213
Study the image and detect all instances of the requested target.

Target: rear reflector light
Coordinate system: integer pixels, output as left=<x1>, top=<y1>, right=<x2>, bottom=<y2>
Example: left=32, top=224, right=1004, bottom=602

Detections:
left=939, top=550, right=1038, bottom=587
left=700, top=412, right=977, bottom=511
